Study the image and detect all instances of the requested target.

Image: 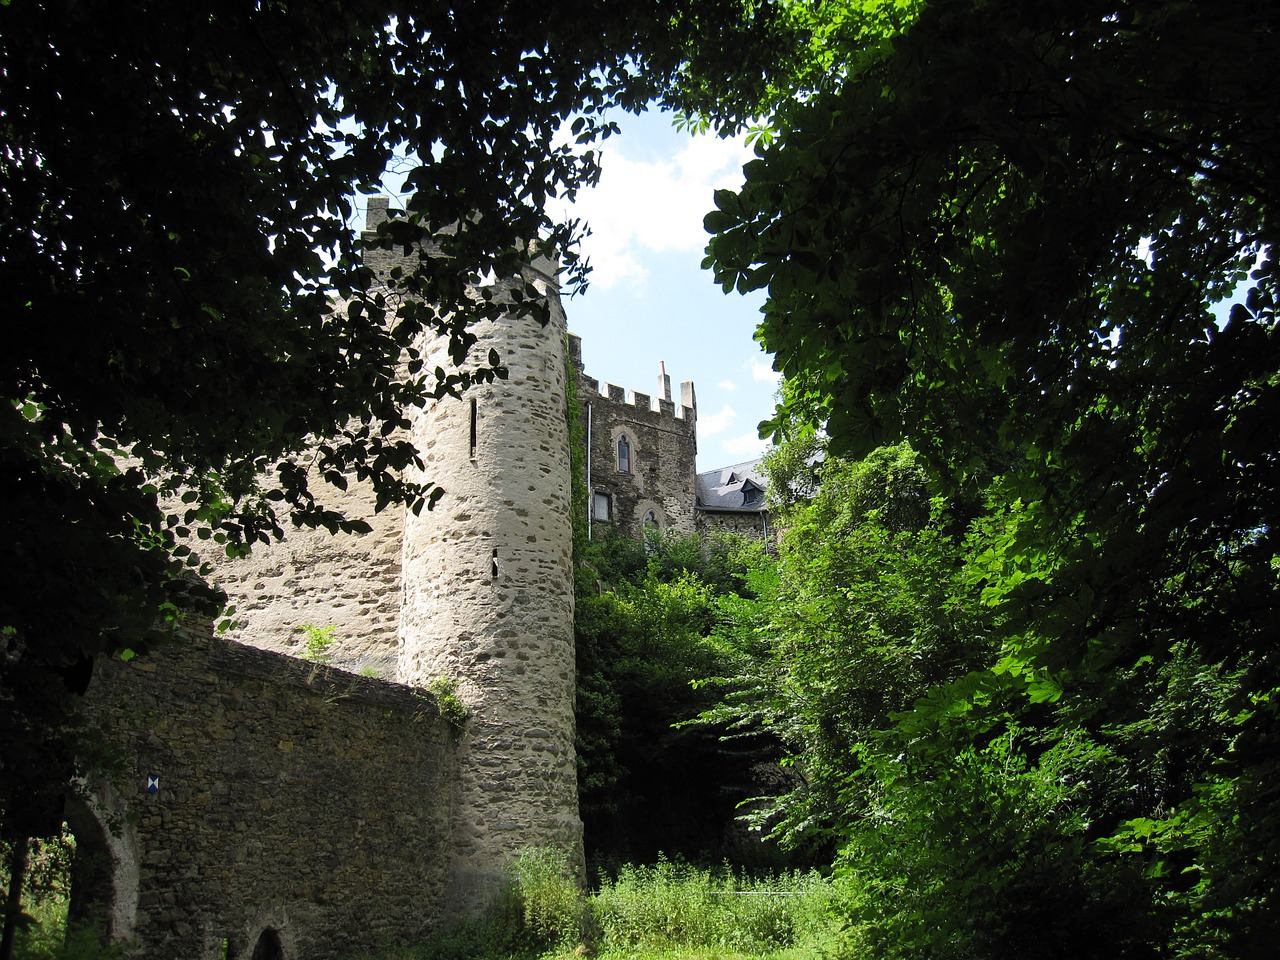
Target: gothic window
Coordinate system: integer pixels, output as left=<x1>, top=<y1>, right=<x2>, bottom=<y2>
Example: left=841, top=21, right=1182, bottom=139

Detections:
left=643, top=509, right=660, bottom=529
left=592, top=491, right=612, bottom=521
left=617, top=436, right=631, bottom=474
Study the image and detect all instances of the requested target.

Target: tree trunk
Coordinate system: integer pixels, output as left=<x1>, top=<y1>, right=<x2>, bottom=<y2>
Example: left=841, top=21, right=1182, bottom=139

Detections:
left=0, top=836, right=29, bottom=960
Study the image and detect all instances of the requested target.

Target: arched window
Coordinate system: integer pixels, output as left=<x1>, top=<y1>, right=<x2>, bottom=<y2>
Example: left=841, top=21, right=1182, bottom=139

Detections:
left=643, top=510, right=660, bottom=529
left=617, top=436, right=631, bottom=474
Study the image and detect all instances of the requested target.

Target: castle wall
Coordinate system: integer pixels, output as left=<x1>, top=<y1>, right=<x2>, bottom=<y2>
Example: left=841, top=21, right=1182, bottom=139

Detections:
left=96, top=199, right=718, bottom=951
left=696, top=509, right=771, bottom=539
left=570, top=335, right=698, bottom=539
left=197, top=474, right=405, bottom=676
left=79, top=634, right=455, bottom=960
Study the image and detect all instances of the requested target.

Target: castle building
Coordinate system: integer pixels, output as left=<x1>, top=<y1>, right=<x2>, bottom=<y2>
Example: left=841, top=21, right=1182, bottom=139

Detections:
left=365, top=202, right=582, bottom=909
left=140, top=198, right=774, bottom=919
left=569, top=335, right=700, bottom=540
left=695, top=458, right=772, bottom=540
left=568, top=340, right=773, bottom=544
left=67, top=200, right=776, bottom=958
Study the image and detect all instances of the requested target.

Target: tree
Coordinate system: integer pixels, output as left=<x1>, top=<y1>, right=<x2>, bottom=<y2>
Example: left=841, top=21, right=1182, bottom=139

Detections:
left=701, top=0, right=1280, bottom=953
left=574, top=530, right=777, bottom=869
left=695, top=445, right=994, bottom=848
left=0, top=0, right=791, bottom=849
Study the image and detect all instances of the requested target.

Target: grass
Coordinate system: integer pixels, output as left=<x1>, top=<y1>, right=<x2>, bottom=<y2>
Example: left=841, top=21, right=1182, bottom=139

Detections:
left=7, top=849, right=841, bottom=960
left=347, top=852, right=844, bottom=960
left=6, top=898, right=121, bottom=960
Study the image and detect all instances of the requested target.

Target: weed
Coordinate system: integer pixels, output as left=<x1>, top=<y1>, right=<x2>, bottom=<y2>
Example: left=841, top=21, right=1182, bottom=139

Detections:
left=299, top=623, right=337, bottom=664
left=512, top=848, right=585, bottom=952
left=339, top=854, right=840, bottom=960
left=423, top=677, right=470, bottom=733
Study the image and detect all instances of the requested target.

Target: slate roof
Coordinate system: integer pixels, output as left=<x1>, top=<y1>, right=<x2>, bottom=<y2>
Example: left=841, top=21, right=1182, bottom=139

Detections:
left=696, top=457, right=769, bottom=513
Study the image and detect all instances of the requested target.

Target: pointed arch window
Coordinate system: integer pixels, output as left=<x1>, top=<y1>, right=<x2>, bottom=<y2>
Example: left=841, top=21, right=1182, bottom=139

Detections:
left=617, top=436, right=631, bottom=474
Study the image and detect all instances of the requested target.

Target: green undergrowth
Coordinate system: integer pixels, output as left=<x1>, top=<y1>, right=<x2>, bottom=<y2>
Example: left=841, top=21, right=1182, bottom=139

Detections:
left=6, top=898, right=121, bottom=960
left=348, top=852, right=842, bottom=960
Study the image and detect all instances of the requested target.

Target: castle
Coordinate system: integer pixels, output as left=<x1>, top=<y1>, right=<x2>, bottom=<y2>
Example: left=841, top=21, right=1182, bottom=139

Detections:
left=67, top=200, right=770, bottom=960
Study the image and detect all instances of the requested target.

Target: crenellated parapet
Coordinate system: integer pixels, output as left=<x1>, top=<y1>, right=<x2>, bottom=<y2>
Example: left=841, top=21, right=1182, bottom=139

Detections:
left=570, top=334, right=699, bottom=538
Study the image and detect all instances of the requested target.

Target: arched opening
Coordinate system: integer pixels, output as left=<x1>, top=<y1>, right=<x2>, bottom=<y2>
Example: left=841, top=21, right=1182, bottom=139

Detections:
left=63, top=782, right=139, bottom=946
left=65, top=814, right=114, bottom=940
left=0, top=794, right=134, bottom=960
left=251, top=927, right=286, bottom=960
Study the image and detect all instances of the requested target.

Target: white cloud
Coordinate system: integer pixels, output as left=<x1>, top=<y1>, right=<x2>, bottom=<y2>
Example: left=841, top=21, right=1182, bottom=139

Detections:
left=699, top=404, right=738, bottom=437
left=717, top=379, right=737, bottom=391
left=562, top=131, right=752, bottom=290
left=749, top=357, right=780, bottom=385
left=721, top=430, right=768, bottom=458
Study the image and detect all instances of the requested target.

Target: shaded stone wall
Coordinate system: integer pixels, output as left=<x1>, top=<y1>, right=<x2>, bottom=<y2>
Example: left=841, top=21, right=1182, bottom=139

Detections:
left=695, top=509, right=772, bottom=540
left=80, top=635, right=455, bottom=960
left=570, top=334, right=698, bottom=539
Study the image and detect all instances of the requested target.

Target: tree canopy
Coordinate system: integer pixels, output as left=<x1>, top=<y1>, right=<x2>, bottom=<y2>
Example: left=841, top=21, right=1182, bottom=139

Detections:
left=699, top=0, right=1280, bottom=954
left=0, top=0, right=787, bottom=838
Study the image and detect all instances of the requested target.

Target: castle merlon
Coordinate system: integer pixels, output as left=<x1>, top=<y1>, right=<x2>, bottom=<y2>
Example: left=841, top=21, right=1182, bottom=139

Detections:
left=577, top=377, right=696, bottom=422
left=360, top=197, right=560, bottom=289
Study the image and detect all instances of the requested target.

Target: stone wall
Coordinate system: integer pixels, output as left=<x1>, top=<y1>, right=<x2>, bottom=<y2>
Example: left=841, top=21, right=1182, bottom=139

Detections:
left=199, top=474, right=405, bottom=677
left=570, top=335, right=698, bottom=539
left=696, top=509, right=773, bottom=540
left=79, top=634, right=455, bottom=960
left=395, top=256, right=582, bottom=912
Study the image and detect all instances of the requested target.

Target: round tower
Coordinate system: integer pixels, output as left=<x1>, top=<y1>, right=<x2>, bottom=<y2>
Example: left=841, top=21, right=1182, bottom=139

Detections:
left=396, top=256, right=581, bottom=911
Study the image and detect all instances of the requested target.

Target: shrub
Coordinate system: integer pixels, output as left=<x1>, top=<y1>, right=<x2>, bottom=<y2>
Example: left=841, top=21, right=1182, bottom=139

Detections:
left=512, top=848, right=584, bottom=952
left=299, top=623, right=336, bottom=664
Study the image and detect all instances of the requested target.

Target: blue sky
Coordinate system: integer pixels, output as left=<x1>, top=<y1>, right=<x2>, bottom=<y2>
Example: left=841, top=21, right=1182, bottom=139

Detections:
left=552, top=109, right=780, bottom=473
left=357, top=108, right=781, bottom=472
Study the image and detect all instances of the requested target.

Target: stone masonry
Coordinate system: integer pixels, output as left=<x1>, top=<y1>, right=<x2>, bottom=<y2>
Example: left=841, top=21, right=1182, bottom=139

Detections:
left=78, top=635, right=454, bottom=960
left=389, top=228, right=583, bottom=910
left=570, top=334, right=699, bottom=540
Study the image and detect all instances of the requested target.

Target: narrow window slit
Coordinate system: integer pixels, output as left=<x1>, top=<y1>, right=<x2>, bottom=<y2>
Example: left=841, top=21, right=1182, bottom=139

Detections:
left=469, top=398, right=478, bottom=459
left=491, top=548, right=499, bottom=578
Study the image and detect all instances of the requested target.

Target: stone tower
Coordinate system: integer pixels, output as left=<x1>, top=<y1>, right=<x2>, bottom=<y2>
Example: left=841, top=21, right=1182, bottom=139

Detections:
left=371, top=202, right=581, bottom=909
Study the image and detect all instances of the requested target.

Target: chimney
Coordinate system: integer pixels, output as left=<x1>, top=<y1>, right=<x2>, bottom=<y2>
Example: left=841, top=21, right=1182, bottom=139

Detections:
left=658, top=361, right=672, bottom=402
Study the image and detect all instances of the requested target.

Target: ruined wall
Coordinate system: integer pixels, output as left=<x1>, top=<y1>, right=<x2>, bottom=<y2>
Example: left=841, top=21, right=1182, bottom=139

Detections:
left=570, top=335, right=698, bottom=539
left=199, top=475, right=405, bottom=677
left=80, top=635, right=455, bottom=960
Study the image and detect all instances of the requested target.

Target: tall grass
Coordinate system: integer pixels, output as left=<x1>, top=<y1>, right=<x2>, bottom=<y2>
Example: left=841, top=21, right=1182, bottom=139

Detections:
left=5, top=898, right=121, bottom=960
left=590, top=859, right=837, bottom=957
left=348, top=851, right=841, bottom=960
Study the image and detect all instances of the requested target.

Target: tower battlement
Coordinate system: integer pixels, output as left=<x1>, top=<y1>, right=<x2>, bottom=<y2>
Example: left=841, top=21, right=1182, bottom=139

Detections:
left=568, top=333, right=699, bottom=538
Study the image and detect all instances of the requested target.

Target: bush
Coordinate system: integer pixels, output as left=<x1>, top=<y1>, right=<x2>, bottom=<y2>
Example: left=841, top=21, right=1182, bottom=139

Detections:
left=512, top=848, right=584, bottom=952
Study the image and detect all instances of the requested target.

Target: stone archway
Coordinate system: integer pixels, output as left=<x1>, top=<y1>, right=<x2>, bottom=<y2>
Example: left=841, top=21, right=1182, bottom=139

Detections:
left=64, top=780, right=139, bottom=943
left=250, top=928, right=286, bottom=960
